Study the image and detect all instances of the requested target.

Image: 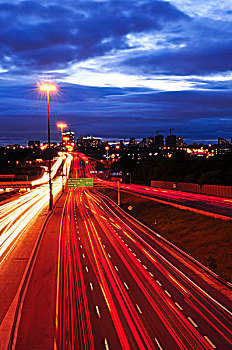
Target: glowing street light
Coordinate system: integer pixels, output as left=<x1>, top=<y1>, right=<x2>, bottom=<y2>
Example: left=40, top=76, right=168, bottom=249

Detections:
left=57, top=122, right=67, bottom=141
left=105, top=146, right=109, bottom=163
left=57, top=122, right=67, bottom=192
left=38, top=82, right=58, bottom=210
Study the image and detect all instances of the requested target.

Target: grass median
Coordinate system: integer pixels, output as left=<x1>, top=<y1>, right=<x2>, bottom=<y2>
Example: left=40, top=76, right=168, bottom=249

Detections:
left=97, top=187, right=232, bottom=282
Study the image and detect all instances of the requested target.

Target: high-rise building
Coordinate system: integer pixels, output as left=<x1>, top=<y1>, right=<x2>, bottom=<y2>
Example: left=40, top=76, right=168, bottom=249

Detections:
left=165, top=135, right=176, bottom=148
left=155, top=134, right=164, bottom=148
left=62, top=130, right=75, bottom=150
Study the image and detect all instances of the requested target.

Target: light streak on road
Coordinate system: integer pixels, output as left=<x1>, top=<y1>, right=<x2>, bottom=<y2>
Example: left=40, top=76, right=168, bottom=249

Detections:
left=0, top=154, right=72, bottom=259
left=11, top=152, right=231, bottom=349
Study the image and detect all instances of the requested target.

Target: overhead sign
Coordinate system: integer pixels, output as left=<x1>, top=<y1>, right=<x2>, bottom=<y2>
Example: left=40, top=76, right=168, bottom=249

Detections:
left=67, top=178, right=93, bottom=187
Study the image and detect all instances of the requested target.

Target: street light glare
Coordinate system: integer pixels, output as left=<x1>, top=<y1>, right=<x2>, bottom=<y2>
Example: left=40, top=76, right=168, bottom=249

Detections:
left=39, top=82, right=57, bottom=93
left=57, top=122, right=67, bottom=129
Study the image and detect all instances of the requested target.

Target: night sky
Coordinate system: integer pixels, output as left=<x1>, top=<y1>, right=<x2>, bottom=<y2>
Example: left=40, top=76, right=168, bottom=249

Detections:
left=0, top=0, right=232, bottom=145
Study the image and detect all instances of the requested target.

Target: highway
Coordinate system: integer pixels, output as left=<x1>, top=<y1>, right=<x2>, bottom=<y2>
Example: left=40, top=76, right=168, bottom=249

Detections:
left=6, top=153, right=231, bottom=349
left=74, top=152, right=232, bottom=219
left=0, top=153, right=72, bottom=334
left=95, top=177, right=232, bottom=220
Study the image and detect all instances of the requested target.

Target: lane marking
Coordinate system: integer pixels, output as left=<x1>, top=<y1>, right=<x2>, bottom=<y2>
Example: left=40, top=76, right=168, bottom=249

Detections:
left=165, top=290, right=171, bottom=298
left=204, top=336, right=216, bottom=348
left=129, top=248, right=132, bottom=251
left=175, top=302, right=183, bottom=311
left=156, top=280, right=162, bottom=286
left=143, top=265, right=148, bottom=270
left=90, top=283, right=94, bottom=291
left=108, top=254, right=111, bottom=258
left=80, top=245, right=83, bottom=248
left=82, top=253, right=85, bottom=258
left=86, top=266, right=89, bottom=272
left=115, top=266, right=119, bottom=271
left=133, top=253, right=136, bottom=256
left=155, top=337, right=163, bottom=350
left=188, top=316, right=198, bottom=328
left=136, top=304, right=143, bottom=314
left=104, top=338, right=110, bottom=350
left=149, top=272, right=154, bottom=277
left=96, top=306, right=101, bottom=318
left=137, top=259, right=142, bottom=263
left=124, top=282, right=129, bottom=290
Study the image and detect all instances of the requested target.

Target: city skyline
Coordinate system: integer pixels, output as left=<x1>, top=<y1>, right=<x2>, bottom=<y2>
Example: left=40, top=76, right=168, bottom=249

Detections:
left=0, top=0, right=231, bottom=145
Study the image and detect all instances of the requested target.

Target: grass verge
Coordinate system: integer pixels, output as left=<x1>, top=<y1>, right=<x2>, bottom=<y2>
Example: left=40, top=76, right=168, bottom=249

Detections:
left=97, top=188, right=232, bottom=282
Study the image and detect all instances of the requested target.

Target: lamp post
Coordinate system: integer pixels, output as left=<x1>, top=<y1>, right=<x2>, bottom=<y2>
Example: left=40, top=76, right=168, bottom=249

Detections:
left=105, top=146, right=109, bottom=163
left=39, top=82, right=57, bottom=210
left=57, top=122, right=67, bottom=192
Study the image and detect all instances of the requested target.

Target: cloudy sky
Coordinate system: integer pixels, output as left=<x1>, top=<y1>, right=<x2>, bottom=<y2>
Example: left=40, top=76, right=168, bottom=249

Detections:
left=0, top=0, right=231, bottom=145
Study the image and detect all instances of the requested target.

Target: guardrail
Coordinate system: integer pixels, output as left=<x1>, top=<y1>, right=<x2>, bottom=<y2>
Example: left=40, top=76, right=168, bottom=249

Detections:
left=151, top=181, right=232, bottom=198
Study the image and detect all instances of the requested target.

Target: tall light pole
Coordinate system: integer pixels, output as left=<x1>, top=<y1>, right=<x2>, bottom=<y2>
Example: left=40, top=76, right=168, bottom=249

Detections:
left=39, top=82, right=57, bottom=210
left=105, top=146, right=109, bottom=163
left=57, top=122, right=67, bottom=192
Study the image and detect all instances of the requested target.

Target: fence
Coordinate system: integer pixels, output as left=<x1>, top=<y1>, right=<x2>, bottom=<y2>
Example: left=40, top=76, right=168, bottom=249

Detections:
left=151, top=181, right=232, bottom=198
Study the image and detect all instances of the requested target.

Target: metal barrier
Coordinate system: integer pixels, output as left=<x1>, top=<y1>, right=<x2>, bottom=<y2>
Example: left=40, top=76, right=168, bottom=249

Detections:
left=151, top=181, right=232, bottom=198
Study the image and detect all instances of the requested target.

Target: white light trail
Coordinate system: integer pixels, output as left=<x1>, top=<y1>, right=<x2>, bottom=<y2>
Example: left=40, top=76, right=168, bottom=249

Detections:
left=0, top=154, right=72, bottom=258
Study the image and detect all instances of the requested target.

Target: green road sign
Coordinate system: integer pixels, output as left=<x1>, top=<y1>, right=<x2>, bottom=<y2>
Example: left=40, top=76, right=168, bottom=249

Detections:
left=85, top=178, right=93, bottom=187
left=67, top=178, right=93, bottom=187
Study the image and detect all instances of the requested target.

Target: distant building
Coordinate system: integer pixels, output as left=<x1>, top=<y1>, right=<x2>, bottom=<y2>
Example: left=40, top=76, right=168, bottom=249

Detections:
left=6, top=144, right=21, bottom=150
left=165, top=135, right=176, bottom=148
left=77, top=136, right=102, bottom=147
left=138, top=137, right=147, bottom=147
left=147, top=136, right=154, bottom=146
left=128, top=138, right=137, bottom=147
left=28, top=140, right=40, bottom=149
left=214, top=137, right=232, bottom=155
left=62, top=130, right=75, bottom=149
left=218, top=137, right=230, bottom=145
left=176, top=136, right=184, bottom=147
left=155, top=134, right=164, bottom=148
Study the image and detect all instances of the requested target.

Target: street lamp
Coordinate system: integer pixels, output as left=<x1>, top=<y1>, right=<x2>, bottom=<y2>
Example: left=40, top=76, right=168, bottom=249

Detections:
left=57, top=122, right=67, bottom=192
left=105, top=146, right=109, bottom=163
left=38, top=82, right=57, bottom=210
left=57, top=122, right=67, bottom=142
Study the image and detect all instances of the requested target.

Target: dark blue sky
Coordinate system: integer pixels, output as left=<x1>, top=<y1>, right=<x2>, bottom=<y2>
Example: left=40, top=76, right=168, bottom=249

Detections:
left=0, top=0, right=231, bottom=145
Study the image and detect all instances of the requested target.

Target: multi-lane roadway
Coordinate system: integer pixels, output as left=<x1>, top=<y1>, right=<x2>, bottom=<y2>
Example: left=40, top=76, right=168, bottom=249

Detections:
left=0, top=153, right=231, bottom=349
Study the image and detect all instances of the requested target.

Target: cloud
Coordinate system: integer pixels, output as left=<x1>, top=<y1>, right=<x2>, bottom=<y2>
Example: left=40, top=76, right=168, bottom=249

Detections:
left=0, top=83, right=231, bottom=145
left=0, top=0, right=189, bottom=74
left=0, top=0, right=232, bottom=144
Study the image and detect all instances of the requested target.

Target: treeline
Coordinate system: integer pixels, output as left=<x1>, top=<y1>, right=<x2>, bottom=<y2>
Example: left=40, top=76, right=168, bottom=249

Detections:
left=112, top=152, right=232, bottom=186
